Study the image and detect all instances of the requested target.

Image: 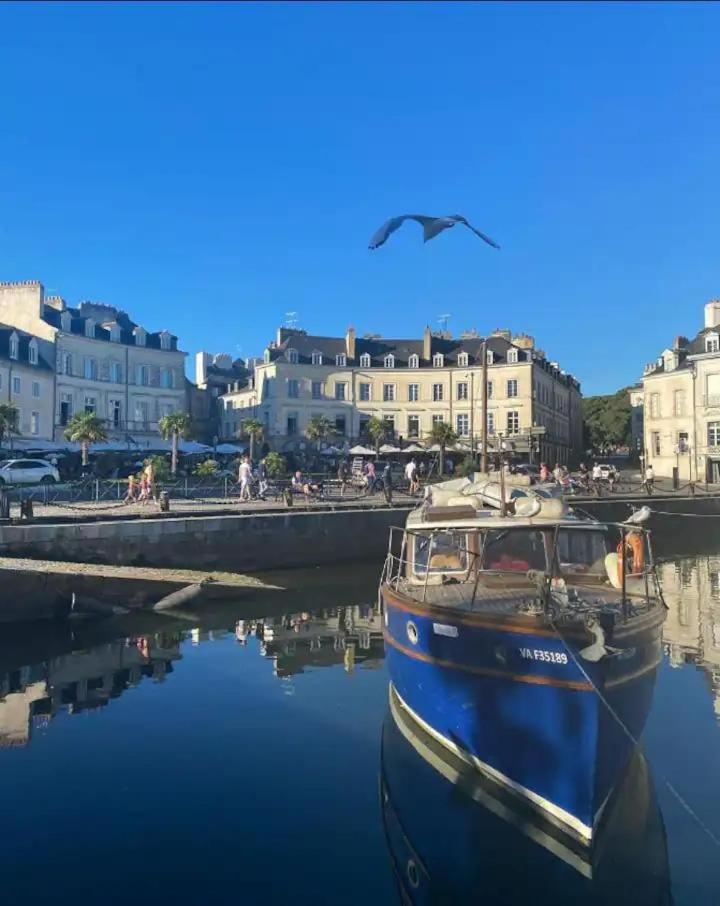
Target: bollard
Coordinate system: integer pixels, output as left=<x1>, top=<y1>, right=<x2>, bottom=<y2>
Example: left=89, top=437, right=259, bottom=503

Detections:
left=20, top=498, right=34, bottom=520
left=283, top=488, right=293, bottom=508
left=0, top=489, right=9, bottom=520
left=672, top=467, right=679, bottom=491
left=159, top=490, right=170, bottom=512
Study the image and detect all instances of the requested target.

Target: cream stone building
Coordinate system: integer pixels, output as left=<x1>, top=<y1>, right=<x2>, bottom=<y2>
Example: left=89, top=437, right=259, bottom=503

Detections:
left=210, top=326, right=582, bottom=464
left=0, top=281, right=187, bottom=443
left=0, top=325, right=55, bottom=441
left=641, top=300, right=720, bottom=481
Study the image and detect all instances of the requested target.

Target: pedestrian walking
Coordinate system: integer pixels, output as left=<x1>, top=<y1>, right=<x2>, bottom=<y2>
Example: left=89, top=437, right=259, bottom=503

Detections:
left=138, top=473, right=151, bottom=504
left=539, top=462, right=552, bottom=483
left=257, top=458, right=268, bottom=500
left=238, top=455, right=253, bottom=501
left=644, top=463, right=654, bottom=496
left=382, top=461, right=393, bottom=505
left=591, top=462, right=603, bottom=497
left=337, top=459, right=350, bottom=497
left=405, top=457, right=419, bottom=495
left=364, top=459, right=376, bottom=495
left=124, top=473, right=138, bottom=503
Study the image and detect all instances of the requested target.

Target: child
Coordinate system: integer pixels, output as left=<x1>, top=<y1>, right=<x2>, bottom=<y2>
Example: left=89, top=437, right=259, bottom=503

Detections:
left=124, top=474, right=138, bottom=503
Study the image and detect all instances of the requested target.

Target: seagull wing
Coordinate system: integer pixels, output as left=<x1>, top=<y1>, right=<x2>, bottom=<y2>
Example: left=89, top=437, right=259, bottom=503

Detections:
left=368, top=214, right=436, bottom=250
left=452, top=215, right=501, bottom=250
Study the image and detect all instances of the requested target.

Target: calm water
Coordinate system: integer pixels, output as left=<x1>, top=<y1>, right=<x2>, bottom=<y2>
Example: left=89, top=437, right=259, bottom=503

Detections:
left=1, top=557, right=720, bottom=904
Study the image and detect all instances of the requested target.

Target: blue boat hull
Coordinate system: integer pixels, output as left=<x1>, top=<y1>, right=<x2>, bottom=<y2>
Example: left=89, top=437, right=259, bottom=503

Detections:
left=382, top=586, right=663, bottom=840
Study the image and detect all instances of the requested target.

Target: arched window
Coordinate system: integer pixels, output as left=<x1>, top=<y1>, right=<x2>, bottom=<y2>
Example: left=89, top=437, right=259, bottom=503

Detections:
left=9, top=332, right=18, bottom=360
left=359, top=353, right=371, bottom=368
left=286, top=348, right=299, bottom=364
left=507, top=348, right=518, bottom=364
left=408, top=354, right=419, bottom=369
left=335, top=353, right=347, bottom=367
left=84, top=319, right=95, bottom=339
left=28, top=339, right=38, bottom=365
left=706, top=333, right=719, bottom=354
left=264, top=348, right=271, bottom=364
left=109, top=324, right=121, bottom=343
left=457, top=352, right=468, bottom=367
left=60, top=311, right=72, bottom=332
left=134, top=327, right=146, bottom=347
left=160, top=331, right=172, bottom=351
left=384, top=354, right=395, bottom=368
left=486, top=350, right=494, bottom=365
left=311, top=350, right=323, bottom=365
left=432, top=353, right=444, bottom=368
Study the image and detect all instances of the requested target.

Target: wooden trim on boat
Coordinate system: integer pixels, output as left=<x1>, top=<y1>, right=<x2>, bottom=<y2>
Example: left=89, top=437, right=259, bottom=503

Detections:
left=384, top=630, right=593, bottom=691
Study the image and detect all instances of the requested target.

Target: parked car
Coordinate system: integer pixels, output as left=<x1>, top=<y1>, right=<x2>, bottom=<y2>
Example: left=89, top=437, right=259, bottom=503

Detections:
left=596, top=464, right=616, bottom=481
left=0, top=458, right=60, bottom=485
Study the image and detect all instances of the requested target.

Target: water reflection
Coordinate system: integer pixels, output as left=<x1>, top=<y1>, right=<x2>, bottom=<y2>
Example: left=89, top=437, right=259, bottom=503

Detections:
left=658, top=556, right=720, bottom=719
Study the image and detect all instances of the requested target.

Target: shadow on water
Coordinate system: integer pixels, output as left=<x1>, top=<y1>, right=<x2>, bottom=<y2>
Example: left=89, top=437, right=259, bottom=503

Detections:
left=381, top=699, right=672, bottom=905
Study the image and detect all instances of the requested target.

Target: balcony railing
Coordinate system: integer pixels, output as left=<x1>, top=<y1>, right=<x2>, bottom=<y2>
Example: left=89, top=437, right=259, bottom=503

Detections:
left=703, top=395, right=720, bottom=409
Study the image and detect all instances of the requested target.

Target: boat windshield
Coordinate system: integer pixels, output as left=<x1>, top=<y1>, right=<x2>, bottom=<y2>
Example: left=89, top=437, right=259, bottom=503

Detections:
left=413, top=531, right=469, bottom=576
left=480, top=529, right=547, bottom=573
left=556, top=528, right=610, bottom=579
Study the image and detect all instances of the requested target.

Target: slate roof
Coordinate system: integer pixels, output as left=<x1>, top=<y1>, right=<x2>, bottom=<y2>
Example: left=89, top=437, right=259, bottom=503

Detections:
left=644, top=325, right=720, bottom=377
left=42, top=302, right=179, bottom=351
left=0, top=325, right=53, bottom=370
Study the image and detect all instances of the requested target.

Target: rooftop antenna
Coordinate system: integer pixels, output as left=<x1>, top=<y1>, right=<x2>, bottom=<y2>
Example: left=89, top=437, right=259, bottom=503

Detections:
left=284, top=311, right=299, bottom=330
left=438, top=313, right=451, bottom=334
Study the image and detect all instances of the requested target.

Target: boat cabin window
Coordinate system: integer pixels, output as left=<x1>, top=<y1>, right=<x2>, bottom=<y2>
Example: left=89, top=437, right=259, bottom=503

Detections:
left=556, top=529, right=609, bottom=578
left=413, top=531, right=468, bottom=576
left=481, top=530, right=547, bottom=573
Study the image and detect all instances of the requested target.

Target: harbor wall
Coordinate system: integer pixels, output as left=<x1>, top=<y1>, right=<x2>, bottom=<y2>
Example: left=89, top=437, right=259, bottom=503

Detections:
left=0, top=506, right=412, bottom=573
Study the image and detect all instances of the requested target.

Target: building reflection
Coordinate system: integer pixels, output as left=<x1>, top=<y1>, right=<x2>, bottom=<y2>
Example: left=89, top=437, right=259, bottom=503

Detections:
left=241, top=604, right=385, bottom=677
left=0, top=634, right=182, bottom=749
left=658, top=556, right=720, bottom=719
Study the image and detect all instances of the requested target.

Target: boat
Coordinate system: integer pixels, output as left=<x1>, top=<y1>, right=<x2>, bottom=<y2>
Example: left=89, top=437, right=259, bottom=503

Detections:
left=380, top=696, right=672, bottom=905
left=378, top=475, right=666, bottom=844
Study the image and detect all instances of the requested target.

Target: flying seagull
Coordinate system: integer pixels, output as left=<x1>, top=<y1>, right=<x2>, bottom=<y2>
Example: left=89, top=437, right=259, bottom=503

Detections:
left=368, top=214, right=500, bottom=251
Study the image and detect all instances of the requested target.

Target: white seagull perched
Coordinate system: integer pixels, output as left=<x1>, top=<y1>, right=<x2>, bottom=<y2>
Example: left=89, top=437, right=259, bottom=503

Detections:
left=368, top=214, right=500, bottom=251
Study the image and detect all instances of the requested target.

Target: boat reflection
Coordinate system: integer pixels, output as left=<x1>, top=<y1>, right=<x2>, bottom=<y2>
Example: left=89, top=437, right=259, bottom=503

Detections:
left=380, top=687, right=672, bottom=905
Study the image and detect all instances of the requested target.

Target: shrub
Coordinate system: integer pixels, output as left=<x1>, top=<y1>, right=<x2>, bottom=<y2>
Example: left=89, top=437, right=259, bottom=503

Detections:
left=194, top=458, right=219, bottom=477
left=264, top=452, right=286, bottom=477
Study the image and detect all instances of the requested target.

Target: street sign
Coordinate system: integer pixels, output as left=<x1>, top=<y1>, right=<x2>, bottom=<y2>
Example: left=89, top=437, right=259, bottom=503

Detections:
left=529, top=426, right=547, bottom=436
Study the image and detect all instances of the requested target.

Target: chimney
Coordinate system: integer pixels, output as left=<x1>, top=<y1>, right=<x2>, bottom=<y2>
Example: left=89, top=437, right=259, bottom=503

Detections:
left=45, top=295, right=66, bottom=312
left=705, top=300, right=720, bottom=330
left=512, top=333, right=535, bottom=350
left=423, top=326, right=432, bottom=362
left=195, top=351, right=212, bottom=387
left=673, top=335, right=689, bottom=351
left=345, top=325, right=356, bottom=359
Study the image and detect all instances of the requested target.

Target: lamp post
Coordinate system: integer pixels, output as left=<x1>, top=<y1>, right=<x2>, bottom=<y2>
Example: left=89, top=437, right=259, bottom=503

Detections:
left=480, top=338, right=488, bottom=473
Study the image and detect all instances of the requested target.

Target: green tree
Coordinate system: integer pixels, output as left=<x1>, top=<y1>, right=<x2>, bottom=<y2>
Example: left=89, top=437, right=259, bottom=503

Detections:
left=64, top=411, right=108, bottom=466
left=159, top=412, right=192, bottom=475
left=582, top=389, right=632, bottom=452
left=0, top=404, right=18, bottom=450
left=264, top=451, right=286, bottom=477
left=194, top=458, right=219, bottom=477
left=365, top=416, right=387, bottom=453
left=242, top=417, right=264, bottom=462
left=427, top=421, right=459, bottom=478
left=305, top=415, right=336, bottom=453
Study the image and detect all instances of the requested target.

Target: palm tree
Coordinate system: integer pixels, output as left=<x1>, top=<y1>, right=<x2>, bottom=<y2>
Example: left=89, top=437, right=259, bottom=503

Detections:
left=305, top=415, right=336, bottom=451
left=427, top=421, right=459, bottom=478
left=242, top=417, right=264, bottom=463
left=365, top=416, right=387, bottom=453
left=159, top=412, right=192, bottom=475
left=64, top=411, right=108, bottom=466
left=0, top=404, right=18, bottom=452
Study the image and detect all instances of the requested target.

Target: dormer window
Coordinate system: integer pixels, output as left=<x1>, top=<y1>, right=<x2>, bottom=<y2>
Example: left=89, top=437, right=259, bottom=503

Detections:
left=457, top=352, right=468, bottom=367
left=134, top=327, right=147, bottom=347
left=706, top=333, right=719, bottom=354
left=84, top=318, right=95, bottom=339
left=432, top=353, right=444, bottom=368
left=360, top=353, right=371, bottom=368
left=286, top=348, right=298, bottom=364
left=311, top=350, right=323, bottom=366
left=109, top=324, right=121, bottom=343
left=60, top=311, right=72, bottom=332
left=408, top=354, right=419, bottom=369
left=507, top=348, right=519, bottom=364
left=264, top=348, right=271, bottom=364
left=9, top=332, right=18, bottom=360
left=384, top=354, right=395, bottom=368
left=28, top=339, right=38, bottom=365
left=160, top=330, right=172, bottom=351
left=336, top=353, right=347, bottom=367
left=486, top=350, right=494, bottom=365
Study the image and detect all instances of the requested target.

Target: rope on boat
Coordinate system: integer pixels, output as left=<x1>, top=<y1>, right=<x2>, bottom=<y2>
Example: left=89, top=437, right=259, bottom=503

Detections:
left=549, top=617, right=720, bottom=851
left=644, top=509, right=720, bottom=519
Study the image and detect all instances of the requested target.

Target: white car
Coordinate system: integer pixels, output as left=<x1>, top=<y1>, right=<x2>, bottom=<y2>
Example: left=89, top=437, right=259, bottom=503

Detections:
left=0, top=458, right=60, bottom=485
left=596, top=464, right=616, bottom=480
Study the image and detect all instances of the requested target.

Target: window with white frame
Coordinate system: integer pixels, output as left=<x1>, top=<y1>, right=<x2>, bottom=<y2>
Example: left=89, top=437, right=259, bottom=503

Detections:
left=134, top=327, right=146, bottom=347
left=706, top=334, right=719, bottom=354
left=160, top=368, right=172, bottom=389
left=456, top=413, right=469, bottom=436
left=506, top=410, right=520, bottom=434
left=708, top=422, right=720, bottom=446
left=456, top=381, right=468, bottom=401
left=12, top=376, right=20, bottom=395
left=649, top=393, right=660, bottom=418
left=408, top=354, right=419, bottom=369
left=507, top=348, right=518, bottom=364
left=408, top=383, right=419, bottom=402
left=110, top=324, right=121, bottom=343
left=32, top=381, right=40, bottom=399
left=85, top=319, right=96, bottom=339
left=487, top=380, right=493, bottom=399
left=335, top=382, right=347, bottom=401
left=110, top=361, right=122, bottom=383
left=336, top=353, right=346, bottom=367
left=286, top=348, right=298, bottom=364
left=359, top=382, right=371, bottom=401
left=674, top=389, right=686, bottom=416
left=60, top=311, right=72, bottom=332
left=432, top=383, right=444, bottom=402
left=28, top=340, right=38, bottom=365
left=383, top=383, right=396, bottom=402
left=264, top=348, right=271, bottom=364
left=312, top=381, right=324, bottom=400
left=457, top=352, right=468, bottom=367
left=360, top=353, right=371, bottom=368
left=9, top=333, right=18, bottom=360
left=407, top=415, right=420, bottom=437
left=487, top=411, right=495, bottom=435
left=507, top=379, right=518, bottom=398
left=62, top=352, right=72, bottom=375
left=486, top=350, right=494, bottom=365
left=30, top=411, right=39, bottom=436
left=311, top=350, right=323, bottom=365
left=432, top=353, right=444, bottom=368
left=384, top=354, right=395, bottom=368
left=652, top=431, right=661, bottom=456
left=137, top=364, right=149, bottom=386
left=287, top=379, right=299, bottom=398
left=432, top=414, right=444, bottom=426
left=84, top=396, right=96, bottom=414
left=160, top=331, right=171, bottom=350
left=84, top=357, right=98, bottom=380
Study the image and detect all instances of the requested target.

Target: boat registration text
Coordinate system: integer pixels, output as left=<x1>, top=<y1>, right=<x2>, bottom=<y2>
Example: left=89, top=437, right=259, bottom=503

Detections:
left=519, top=647, right=569, bottom=665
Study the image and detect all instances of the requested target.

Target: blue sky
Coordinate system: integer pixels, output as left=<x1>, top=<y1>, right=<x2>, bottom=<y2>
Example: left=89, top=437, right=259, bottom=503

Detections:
left=0, top=2, right=718, bottom=395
